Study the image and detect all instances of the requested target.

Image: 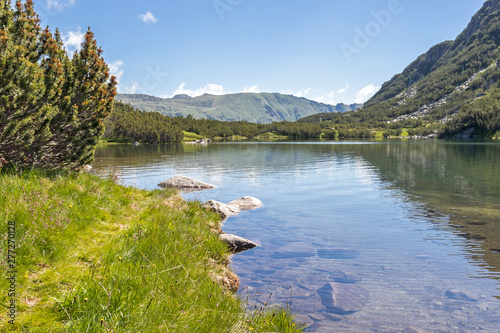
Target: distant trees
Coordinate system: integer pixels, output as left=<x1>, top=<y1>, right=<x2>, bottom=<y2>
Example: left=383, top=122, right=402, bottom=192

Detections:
left=440, top=86, right=500, bottom=138
left=105, top=102, right=380, bottom=141
left=104, top=102, right=183, bottom=143
left=0, top=0, right=116, bottom=169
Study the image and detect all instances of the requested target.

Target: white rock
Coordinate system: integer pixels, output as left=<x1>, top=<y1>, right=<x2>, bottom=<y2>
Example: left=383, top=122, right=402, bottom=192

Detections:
left=158, top=176, right=216, bottom=192
left=228, top=196, right=263, bottom=210
left=202, top=200, right=239, bottom=219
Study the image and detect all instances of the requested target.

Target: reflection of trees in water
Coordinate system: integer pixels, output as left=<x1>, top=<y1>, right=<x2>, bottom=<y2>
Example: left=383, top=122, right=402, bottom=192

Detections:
left=356, top=141, right=500, bottom=276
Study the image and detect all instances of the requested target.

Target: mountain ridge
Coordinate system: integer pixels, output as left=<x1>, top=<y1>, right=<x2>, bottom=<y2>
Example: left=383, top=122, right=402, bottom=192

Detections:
left=116, top=92, right=362, bottom=124
left=363, top=0, right=500, bottom=124
left=299, top=0, right=500, bottom=138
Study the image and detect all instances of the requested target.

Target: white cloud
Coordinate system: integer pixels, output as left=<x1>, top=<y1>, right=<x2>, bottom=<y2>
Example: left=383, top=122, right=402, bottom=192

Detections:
left=46, top=0, right=75, bottom=11
left=338, top=82, right=350, bottom=94
left=109, top=60, right=124, bottom=83
left=311, top=83, right=350, bottom=105
left=314, top=90, right=337, bottom=105
left=171, top=83, right=230, bottom=97
left=139, top=11, right=158, bottom=24
left=294, top=88, right=312, bottom=98
left=62, top=28, right=85, bottom=55
left=123, top=81, right=139, bottom=94
left=355, top=83, right=380, bottom=103
left=243, top=85, right=261, bottom=93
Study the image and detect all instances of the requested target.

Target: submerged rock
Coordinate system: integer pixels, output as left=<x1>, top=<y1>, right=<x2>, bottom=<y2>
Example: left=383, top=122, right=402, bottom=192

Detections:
left=402, top=327, right=429, bottom=333
left=330, top=270, right=362, bottom=284
left=202, top=200, right=239, bottom=219
left=317, top=282, right=369, bottom=315
left=219, top=234, right=258, bottom=253
left=158, top=176, right=216, bottom=192
left=227, top=196, right=263, bottom=210
left=317, top=248, right=360, bottom=259
left=445, top=289, right=478, bottom=302
left=271, top=242, right=316, bottom=259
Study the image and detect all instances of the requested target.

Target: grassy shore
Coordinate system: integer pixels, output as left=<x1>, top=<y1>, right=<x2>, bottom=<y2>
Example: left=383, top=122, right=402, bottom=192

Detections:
left=0, top=168, right=304, bottom=332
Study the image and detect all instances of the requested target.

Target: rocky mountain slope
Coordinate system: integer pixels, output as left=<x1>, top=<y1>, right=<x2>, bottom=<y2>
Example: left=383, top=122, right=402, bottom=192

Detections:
left=116, top=93, right=362, bottom=124
left=301, top=0, right=500, bottom=137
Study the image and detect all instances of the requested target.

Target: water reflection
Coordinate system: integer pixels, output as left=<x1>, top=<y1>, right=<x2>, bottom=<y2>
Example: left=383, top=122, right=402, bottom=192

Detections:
left=352, top=141, right=500, bottom=279
left=92, top=141, right=500, bottom=332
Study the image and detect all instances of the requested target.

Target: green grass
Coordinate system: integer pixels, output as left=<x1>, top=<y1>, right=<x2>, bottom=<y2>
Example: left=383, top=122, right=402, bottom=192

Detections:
left=373, top=130, right=385, bottom=139
left=213, top=135, right=249, bottom=141
left=0, top=168, right=305, bottom=332
left=254, top=132, right=288, bottom=139
left=182, top=131, right=207, bottom=142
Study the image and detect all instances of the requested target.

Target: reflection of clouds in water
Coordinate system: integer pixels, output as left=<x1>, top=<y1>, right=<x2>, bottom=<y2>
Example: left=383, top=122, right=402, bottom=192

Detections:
left=240, top=168, right=260, bottom=184
left=353, top=157, right=378, bottom=187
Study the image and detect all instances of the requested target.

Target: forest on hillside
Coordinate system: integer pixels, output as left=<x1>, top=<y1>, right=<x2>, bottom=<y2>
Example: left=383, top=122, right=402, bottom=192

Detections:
left=103, top=102, right=377, bottom=142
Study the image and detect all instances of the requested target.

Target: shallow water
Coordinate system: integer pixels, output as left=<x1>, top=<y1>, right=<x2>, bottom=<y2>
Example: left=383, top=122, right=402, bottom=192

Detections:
left=92, top=140, right=500, bottom=332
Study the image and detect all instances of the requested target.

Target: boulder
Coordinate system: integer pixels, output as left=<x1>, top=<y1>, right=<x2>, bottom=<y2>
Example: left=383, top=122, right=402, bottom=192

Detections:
left=317, top=282, right=369, bottom=315
left=158, top=176, right=216, bottom=192
left=202, top=200, right=239, bottom=219
left=228, top=196, right=263, bottom=210
left=219, top=234, right=257, bottom=253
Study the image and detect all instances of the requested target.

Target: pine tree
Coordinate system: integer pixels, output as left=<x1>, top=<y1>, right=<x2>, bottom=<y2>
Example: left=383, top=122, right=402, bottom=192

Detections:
left=0, top=0, right=116, bottom=169
left=0, top=0, right=51, bottom=166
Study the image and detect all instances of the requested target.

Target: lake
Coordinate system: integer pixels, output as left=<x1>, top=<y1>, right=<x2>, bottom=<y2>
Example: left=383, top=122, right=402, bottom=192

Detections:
left=92, top=140, right=500, bottom=332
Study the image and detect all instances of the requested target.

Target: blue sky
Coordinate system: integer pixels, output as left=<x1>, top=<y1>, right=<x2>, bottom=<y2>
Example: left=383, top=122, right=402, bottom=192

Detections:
left=34, top=0, right=485, bottom=104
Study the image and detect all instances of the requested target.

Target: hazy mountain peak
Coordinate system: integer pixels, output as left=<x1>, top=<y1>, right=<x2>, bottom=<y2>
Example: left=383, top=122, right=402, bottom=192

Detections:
left=116, top=92, right=362, bottom=123
left=171, top=94, right=192, bottom=100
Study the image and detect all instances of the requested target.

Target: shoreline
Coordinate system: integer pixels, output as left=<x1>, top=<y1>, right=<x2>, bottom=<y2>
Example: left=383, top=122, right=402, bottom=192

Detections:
left=0, top=169, right=304, bottom=332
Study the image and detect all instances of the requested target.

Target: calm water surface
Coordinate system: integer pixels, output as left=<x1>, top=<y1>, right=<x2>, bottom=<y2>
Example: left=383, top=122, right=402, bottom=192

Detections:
left=92, top=141, right=500, bottom=332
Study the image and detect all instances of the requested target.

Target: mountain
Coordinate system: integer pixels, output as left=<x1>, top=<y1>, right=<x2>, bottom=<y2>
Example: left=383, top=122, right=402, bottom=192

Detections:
left=116, top=93, right=362, bottom=124
left=300, top=0, right=500, bottom=137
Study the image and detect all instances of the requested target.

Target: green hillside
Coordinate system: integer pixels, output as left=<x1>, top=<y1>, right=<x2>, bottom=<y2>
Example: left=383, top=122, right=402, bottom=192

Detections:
left=116, top=93, right=362, bottom=124
left=300, top=0, right=500, bottom=138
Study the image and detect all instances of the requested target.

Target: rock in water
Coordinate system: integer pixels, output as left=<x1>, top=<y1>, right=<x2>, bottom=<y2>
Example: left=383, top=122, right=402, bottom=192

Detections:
left=271, top=242, right=316, bottom=259
left=158, top=176, right=216, bottom=192
left=316, top=248, right=360, bottom=259
left=219, top=234, right=258, bottom=253
left=202, top=200, right=240, bottom=219
left=330, top=270, right=362, bottom=284
left=317, top=282, right=369, bottom=315
left=227, top=196, right=263, bottom=210
left=403, top=327, right=429, bottom=333
left=445, top=289, right=478, bottom=302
